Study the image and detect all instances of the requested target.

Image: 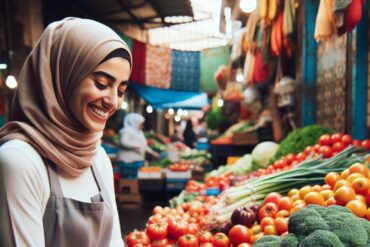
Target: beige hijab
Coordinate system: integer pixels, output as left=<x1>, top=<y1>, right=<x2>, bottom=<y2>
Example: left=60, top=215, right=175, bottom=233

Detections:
left=0, top=17, right=132, bottom=177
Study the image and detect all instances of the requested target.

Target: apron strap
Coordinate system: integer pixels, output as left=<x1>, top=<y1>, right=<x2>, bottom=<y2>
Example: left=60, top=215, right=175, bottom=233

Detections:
left=45, top=160, right=64, bottom=197
left=91, top=162, right=104, bottom=192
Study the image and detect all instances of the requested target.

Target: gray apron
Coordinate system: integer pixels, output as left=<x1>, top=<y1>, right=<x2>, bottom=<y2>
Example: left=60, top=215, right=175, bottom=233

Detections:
left=43, top=160, right=113, bottom=247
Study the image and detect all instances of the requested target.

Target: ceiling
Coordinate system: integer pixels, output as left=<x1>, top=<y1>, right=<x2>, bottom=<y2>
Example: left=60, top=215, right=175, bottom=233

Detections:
left=43, top=0, right=195, bottom=30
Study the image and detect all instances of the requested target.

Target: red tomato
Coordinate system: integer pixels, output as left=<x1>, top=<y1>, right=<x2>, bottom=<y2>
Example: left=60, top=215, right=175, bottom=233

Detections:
left=178, top=234, right=199, bottom=247
left=304, top=146, right=314, bottom=155
left=263, top=192, right=282, bottom=205
left=260, top=217, right=275, bottom=230
left=341, top=134, right=353, bottom=146
left=213, top=232, right=230, bottom=247
left=296, top=152, right=307, bottom=162
left=274, top=217, right=288, bottom=234
left=146, top=222, right=168, bottom=240
left=277, top=197, right=293, bottom=211
left=332, top=141, right=346, bottom=152
left=313, top=144, right=321, bottom=152
left=361, top=140, right=370, bottom=151
left=285, top=153, right=297, bottom=164
left=365, top=189, right=370, bottom=205
left=168, top=218, right=188, bottom=239
left=127, top=231, right=150, bottom=247
left=151, top=239, right=169, bottom=247
left=318, top=145, right=333, bottom=158
left=198, top=231, right=214, bottom=243
left=200, top=243, right=214, bottom=247
left=352, top=139, right=362, bottom=147
left=319, top=134, right=332, bottom=146
left=238, top=244, right=252, bottom=247
left=259, top=202, right=279, bottom=219
left=228, top=225, right=251, bottom=246
left=186, top=223, right=199, bottom=235
left=331, top=133, right=344, bottom=143
left=263, top=225, right=277, bottom=235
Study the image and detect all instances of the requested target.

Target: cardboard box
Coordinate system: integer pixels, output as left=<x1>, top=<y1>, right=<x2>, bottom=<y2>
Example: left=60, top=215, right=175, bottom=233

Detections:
left=232, top=131, right=258, bottom=145
left=119, top=178, right=139, bottom=194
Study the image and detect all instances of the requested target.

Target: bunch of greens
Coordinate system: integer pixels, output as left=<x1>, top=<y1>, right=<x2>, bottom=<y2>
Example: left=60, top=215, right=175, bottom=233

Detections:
left=274, top=125, right=334, bottom=160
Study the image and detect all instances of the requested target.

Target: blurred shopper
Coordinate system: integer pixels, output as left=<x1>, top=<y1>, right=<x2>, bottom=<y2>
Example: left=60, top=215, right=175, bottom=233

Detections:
left=183, top=119, right=197, bottom=149
left=170, top=123, right=184, bottom=142
left=0, top=17, right=131, bottom=246
left=117, top=113, right=159, bottom=172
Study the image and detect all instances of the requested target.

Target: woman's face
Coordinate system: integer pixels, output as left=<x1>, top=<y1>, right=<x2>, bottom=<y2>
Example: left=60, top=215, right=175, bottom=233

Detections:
left=69, top=57, right=130, bottom=132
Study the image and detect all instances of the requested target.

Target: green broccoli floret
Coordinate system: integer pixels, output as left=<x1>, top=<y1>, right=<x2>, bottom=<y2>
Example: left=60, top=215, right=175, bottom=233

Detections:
left=253, top=235, right=282, bottom=247
left=288, top=207, right=329, bottom=240
left=280, top=233, right=298, bottom=247
left=357, top=217, right=370, bottom=246
left=299, top=230, right=345, bottom=247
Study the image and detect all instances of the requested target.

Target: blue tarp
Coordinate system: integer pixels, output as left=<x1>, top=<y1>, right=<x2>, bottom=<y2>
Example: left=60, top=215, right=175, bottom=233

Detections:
left=129, top=83, right=208, bottom=110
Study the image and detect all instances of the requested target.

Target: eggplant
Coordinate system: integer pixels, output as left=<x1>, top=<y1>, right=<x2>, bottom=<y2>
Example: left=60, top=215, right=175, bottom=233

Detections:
left=231, top=206, right=257, bottom=227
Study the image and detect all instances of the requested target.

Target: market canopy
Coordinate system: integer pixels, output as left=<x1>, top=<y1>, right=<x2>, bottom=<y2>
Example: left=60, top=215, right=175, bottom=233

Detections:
left=129, top=83, right=209, bottom=110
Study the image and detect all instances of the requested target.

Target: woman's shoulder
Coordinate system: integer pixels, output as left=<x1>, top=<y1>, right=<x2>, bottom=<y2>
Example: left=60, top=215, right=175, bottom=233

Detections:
left=94, top=145, right=113, bottom=173
left=0, top=139, right=47, bottom=175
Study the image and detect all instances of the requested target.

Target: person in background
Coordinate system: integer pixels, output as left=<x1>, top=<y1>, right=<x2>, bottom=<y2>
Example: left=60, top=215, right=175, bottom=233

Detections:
left=170, top=123, right=184, bottom=143
left=183, top=119, right=197, bottom=149
left=0, top=17, right=131, bottom=246
left=117, top=113, right=159, bottom=169
left=196, top=118, right=208, bottom=141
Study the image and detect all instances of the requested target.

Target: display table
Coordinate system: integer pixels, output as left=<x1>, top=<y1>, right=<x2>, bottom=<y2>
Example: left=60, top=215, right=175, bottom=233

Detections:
left=210, top=144, right=255, bottom=168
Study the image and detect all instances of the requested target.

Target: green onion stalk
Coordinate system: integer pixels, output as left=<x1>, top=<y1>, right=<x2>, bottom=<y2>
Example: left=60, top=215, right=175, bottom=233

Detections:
left=205, top=146, right=365, bottom=230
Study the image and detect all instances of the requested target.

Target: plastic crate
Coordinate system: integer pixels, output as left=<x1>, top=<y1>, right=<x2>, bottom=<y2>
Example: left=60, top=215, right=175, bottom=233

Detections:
left=166, top=178, right=189, bottom=191
left=196, top=142, right=210, bottom=151
left=118, top=161, right=144, bottom=179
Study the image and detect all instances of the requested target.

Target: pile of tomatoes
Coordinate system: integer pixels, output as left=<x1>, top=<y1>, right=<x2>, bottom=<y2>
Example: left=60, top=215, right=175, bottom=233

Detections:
left=185, top=174, right=232, bottom=193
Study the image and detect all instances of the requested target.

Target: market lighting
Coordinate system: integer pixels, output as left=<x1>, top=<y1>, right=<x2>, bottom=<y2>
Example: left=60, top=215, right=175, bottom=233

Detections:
left=239, top=0, right=257, bottom=13
left=177, top=109, right=183, bottom=116
left=5, top=75, right=17, bottom=89
left=146, top=105, right=153, bottom=113
left=174, top=115, right=181, bottom=122
left=0, top=63, right=7, bottom=70
left=217, top=98, right=224, bottom=107
left=168, top=108, right=174, bottom=115
left=121, top=101, right=128, bottom=110
left=183, top=110, right=188, bottom=116
left=236, top=68, right=244, bottom=83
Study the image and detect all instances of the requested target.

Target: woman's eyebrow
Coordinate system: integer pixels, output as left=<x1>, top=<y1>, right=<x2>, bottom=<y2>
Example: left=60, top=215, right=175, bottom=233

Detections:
left=92, top=71, right=129, bottom=85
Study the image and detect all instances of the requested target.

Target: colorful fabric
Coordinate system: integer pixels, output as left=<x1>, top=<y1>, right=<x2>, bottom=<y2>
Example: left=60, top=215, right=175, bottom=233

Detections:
left=200, top=46, right=230, bottom=93
left=314, top=0, right=336, bottom=41
left=130, top=40, right=146, bottom=84
left=117, top=33, right=133, bottom=50
left=344, top=0, right=364, bottom=32
left=145, top=45, right=172, bottom=88
left=170, top=50, right=200, bottom=92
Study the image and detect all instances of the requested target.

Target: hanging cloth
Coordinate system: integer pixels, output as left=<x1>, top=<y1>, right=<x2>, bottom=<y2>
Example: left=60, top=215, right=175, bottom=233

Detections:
left=145, top=44, right=172, bottom=88
left=260, top=0, right=269, bottom=19
left=334, top=0, right=352, bottom=32
left=314, top=0, right=336, bottom=41
left=130, top=40, right=146, bottom=84
left=253, top=50, right=270, bottom=85
left=344, top=0, right=365, bottom=32
left=170, top=50, right=200, bottom=92
left=283, top=0, right=295, bottom=44
left=243, top=9, right=260, bottom=52
left=271, top=11, right=284, bottom=56
left=268, top=0, right=279, bottom=21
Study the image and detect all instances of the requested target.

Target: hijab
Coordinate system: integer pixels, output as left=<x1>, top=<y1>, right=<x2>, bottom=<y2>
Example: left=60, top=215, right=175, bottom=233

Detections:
left=120, top=113, right=147, bottom=147
left=0, top=17, right=132, bottom=177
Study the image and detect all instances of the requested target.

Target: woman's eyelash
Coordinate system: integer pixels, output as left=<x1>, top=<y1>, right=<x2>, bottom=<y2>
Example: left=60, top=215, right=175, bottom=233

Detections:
left=95, top=80, right=107, bottom=89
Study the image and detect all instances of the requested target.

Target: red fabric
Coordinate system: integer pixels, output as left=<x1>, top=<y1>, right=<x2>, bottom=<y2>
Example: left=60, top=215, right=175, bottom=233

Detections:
left=130, top=40, right=146, bottom=84
left=253, top=51, right=269, bottom=84
left=345, top=0, right=364, bottom=32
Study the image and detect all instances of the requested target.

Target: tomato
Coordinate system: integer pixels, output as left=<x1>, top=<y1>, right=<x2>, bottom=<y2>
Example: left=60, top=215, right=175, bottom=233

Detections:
left=362, top=140, right=370, bottom=151
left=276, top=210, right=290, bottom=218
left=146, top=222, right=168, bottom=240
left=259, top=202, right=279, bottom=219
left=333, top=179, right=351, bottom=191
left=351, top=177, right=370, bottom=195
left=334, top=186, right=356, bottom=206
left=365, top=189, right=370, bottom=205
left=304, top=146, right=314, bottom=155
left=274, top=217, right=288, bottom=234
left=249, top=233, right=264, bottom=244
left=304, top=191, right=325, bottom=206
left=318, top=145, right=333, bottom=158
left=349, top=163, right=370, bottom=177
left=285, top=153, right=297, bottom=164
left=296, top=152, right=307, bottom=162
left=178, top=234, right=199, bottom=247
left=213, top=232, right=230, bottom=247
left=198, top=231, right=214, bottom=243
left=366, top=207, right=370, bottom=221
left=238, top=244, right=252, bottom=247
left=319, top=134, right=332, bottom=146
left=320, top=189, right=334, bottom=201
left=260, top=216, right=275, bottom=230
left=127, top=231, right=150, bottom=247
left=332, top=141, right=346, bottom=152
left=151, top=239, right=169, bottom=247
left=325, top=172, right=341, bottom=188
left=263, top=225, right=277, bottom=235
left=345, top=200, right=367, bottom=217
left=273, top=159, right=287, bottom=169
left=186, top=223, right=199, bottom=235
left=277, top=197, right=293, bottom=211
left=168, top=218, right=188, bottom=239
left=341, top=134, right=353, bottom=145
left=299, top=185, right=312, bottom=198
left=228, top=225, right=250, bottom=246
left=352, top=139, right=362, bottom=147
left=200, top=243, right=214, bottom=247
left=331, top=133, right=344, bottom=143
left=263, top=192, right=282, bottom=205
left=347, top=173, right=365, bottom=184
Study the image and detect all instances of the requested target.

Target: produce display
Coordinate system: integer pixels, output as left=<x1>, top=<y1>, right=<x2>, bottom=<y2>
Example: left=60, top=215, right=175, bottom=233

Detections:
left=126, top=126, right=370, bottom=247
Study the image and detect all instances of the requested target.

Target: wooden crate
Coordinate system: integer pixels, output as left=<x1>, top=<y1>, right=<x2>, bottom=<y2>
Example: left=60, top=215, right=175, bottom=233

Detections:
left=118, top=178, right=139, bottom=194
left=232, top=131, right=258, bottom=145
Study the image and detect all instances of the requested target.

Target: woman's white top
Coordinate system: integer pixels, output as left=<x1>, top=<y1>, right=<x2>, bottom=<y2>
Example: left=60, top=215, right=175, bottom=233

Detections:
left=0, top=139, right=124, bottom=247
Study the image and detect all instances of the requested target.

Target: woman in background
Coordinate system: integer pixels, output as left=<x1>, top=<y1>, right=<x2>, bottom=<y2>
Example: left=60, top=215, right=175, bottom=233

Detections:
left=183, top=119, right=197, bottom=149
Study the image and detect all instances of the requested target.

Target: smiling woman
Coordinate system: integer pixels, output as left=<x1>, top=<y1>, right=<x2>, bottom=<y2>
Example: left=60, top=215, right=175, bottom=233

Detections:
left=0, top=17, right=132, bottom=246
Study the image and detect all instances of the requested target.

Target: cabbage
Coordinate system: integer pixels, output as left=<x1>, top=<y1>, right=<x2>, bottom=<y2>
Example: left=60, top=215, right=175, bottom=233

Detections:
left=251, top=141, right=280, bottom=168
left=230, top=154, right=253, bottom=175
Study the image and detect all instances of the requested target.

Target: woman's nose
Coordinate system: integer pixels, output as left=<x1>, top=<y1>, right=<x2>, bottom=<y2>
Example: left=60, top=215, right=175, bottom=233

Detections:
left=103, top=91, right=119, bottom=109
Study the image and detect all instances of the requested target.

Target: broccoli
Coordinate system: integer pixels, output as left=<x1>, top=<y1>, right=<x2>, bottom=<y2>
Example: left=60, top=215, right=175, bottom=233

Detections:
left=280, top=233, right=298, bottom=247
left=299, top=230, right=345, bottom=247
left=253, top=235, right=282, bottom=247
